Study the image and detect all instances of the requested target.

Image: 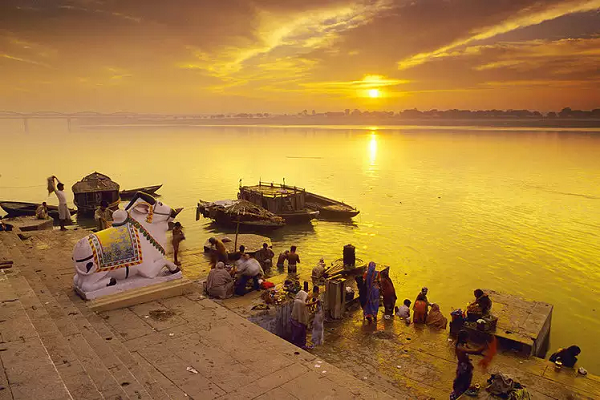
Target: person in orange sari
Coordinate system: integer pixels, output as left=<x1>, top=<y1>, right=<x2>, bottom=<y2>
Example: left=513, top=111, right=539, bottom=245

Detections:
left=426, top=303, right=448, bottom=329
left=413, top=292, right=428, bottom=324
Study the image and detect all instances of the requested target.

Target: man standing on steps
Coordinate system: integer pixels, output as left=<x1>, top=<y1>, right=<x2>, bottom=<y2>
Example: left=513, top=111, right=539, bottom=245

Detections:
left=52, top=176, right=70, bottom=231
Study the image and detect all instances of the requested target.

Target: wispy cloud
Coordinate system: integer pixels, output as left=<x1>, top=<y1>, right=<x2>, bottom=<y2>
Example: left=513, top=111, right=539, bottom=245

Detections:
left=58, top=4, right=141, bottom=23
left=397, top=0, right=600, bottom=70
left=179, top=0, right=395, bottom=92
left=0, top=53, right=52, bottom=68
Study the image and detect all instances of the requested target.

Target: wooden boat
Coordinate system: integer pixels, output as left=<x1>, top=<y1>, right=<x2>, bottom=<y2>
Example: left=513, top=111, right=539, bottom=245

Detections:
left=72, top=172, right=120, bottom=215
left=305, top=191, right=359, bottom=219
left=0, top=201, right=77, bottom=219
left=238, top=182, right=319, bottom=223
left=197, top=199, right=285, bottom=231
left=119, top=184, right=162, bottom=199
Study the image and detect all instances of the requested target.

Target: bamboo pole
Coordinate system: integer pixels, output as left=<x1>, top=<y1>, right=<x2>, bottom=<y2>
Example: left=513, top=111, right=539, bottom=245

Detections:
left=233, top=211, right=241, bottom=251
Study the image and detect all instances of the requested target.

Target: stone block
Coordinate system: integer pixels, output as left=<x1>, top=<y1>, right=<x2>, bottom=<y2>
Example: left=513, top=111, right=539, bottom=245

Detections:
left=1, top=337, right=71, bottom=400
left=99, top=308, right=154, bottom=340
left=129, top=301, right=188, bottom=332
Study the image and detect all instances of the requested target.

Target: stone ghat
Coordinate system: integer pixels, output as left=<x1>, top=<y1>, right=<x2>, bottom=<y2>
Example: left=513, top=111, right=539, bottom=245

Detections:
left=0, top=229, right=392, bottom=400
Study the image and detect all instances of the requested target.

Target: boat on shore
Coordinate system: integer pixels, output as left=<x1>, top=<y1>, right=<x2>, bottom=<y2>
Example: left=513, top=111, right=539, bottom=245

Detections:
left=238, top=182, right=319, bottom=223
left=197, top=199, right=285, bottom=231
left=305, top=191, right=359, bottom=219
left=0, top=201, right=77, bottom=219
left=120, top=184, right=162, bottom=199
left=72, top=172, right=120, bottom=215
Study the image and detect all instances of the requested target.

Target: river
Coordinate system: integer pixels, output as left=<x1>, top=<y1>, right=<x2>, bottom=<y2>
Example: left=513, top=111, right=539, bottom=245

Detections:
left=1, top=120, right=599, bottom=373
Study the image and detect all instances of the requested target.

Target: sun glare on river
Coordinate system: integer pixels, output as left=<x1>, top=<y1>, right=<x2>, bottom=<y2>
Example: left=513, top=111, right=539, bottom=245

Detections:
left=369, top=131, right=377, bottom=165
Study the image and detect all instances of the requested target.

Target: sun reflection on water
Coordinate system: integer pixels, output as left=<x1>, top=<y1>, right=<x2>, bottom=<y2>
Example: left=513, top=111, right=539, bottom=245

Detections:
left=369, top=131, right=377, bottom=166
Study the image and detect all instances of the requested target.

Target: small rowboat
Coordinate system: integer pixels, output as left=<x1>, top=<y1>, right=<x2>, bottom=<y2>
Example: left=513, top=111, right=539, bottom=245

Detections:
left=305, top=191, right=359, bottom=219
left=0, top=201, right=77, bottom=219
left=119, top=184, right=162, bottom=199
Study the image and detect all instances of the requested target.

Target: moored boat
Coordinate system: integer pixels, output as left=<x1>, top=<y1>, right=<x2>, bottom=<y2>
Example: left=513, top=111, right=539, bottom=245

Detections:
left=196, top=199, right=285, bottom=231
left=305, top=191, right=359, bottom=219
left=120, top=184, right=162, bottom=199
left=72, top=172, right=120, bottom=215
left=0, top=201, right=77, bottom=219
left=238, top=182, right=319, bottom=223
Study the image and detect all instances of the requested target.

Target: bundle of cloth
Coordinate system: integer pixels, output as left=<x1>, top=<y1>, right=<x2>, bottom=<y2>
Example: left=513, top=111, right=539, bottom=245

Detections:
left=486, top=373, right=530, bottom=399
left=47, top=176, right=56, bottom=195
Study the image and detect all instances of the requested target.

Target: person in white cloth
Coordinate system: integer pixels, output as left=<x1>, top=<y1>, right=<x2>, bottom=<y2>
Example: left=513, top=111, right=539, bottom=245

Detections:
left=51, top=176, right=70, bottom=231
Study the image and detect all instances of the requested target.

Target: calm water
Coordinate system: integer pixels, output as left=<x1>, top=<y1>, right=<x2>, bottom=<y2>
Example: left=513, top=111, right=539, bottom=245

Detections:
left=1, top=121, right=600, bottom=372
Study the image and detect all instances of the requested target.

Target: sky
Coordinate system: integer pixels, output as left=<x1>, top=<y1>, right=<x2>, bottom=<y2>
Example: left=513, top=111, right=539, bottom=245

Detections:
left=1, top=0, right=599, bottom=113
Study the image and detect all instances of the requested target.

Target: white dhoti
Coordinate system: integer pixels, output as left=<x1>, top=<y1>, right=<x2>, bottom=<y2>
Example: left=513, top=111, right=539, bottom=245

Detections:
left=58, top=204, right=70, bottom=220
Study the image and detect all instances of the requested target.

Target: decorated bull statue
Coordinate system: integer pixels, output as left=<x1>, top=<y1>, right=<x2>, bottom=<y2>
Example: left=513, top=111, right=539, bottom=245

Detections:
left=72, top=192, right=180, bottom=295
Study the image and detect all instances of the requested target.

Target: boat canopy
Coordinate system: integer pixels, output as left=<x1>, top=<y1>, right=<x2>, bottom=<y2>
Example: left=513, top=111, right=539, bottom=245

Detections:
left=72, top=172, right=119, bottom=194
left=239, top=182, right=307, bottom=214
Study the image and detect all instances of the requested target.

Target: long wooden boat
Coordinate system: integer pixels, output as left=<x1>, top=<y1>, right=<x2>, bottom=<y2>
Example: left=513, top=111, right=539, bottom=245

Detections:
left=72, top=172, right=120, bottom=215
left=305, top=191, right=360, bottom=219
left=238, top=182, right=319, bottom=224
left=0, top=201, right=77, bottom=219
left=197, top=199, right=285, bottom=231
left=119, top=184, right=162, bottom=199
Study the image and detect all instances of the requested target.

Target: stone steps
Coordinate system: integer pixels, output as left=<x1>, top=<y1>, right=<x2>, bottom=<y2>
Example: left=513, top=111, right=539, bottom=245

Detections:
left=0, top=232, right=170, bottom=400
left=1, top=233, right=109, bottom=399
left=22, top=232, right=174, bottom=400
left=1, top=233, right=135, bottom=400
left=18, top=232, right=175, bottom=399
left=0, top=270, right=74, bottom=400
left=30, top=233, right=185, bottom=399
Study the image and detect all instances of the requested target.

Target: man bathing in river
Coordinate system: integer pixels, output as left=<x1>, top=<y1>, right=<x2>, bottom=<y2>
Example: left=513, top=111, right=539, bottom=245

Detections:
left=287, top=245, right=300, bottom=274
left=277, top=250, right=289, bottom=271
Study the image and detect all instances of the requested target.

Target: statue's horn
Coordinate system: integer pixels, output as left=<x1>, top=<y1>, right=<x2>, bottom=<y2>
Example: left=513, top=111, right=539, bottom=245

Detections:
left=125, top=191, right=157, bottom=210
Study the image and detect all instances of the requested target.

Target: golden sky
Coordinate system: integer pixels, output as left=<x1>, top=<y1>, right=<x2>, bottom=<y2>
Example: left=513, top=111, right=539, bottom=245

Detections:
left=1, top=0, right=599, bottom=113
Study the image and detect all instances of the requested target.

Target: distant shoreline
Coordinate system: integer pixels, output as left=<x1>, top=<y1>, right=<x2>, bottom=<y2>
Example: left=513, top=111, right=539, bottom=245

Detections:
left=77, top=116, right=600, bottom=130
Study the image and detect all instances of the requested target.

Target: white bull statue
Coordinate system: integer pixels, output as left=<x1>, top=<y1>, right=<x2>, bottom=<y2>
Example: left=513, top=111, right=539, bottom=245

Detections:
left=72, top=192, right=180, bottom=294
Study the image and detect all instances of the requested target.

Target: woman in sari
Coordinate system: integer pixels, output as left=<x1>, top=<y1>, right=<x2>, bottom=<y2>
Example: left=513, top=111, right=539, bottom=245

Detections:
left=290, top=290, right=309, bottom=349
left=413, top=293, right=428, bottom=324
left=426, top=303, right=448, bottom=329
left=206, top=262, right=234, bottom=299
left=362, top=262, right=380, bottom=324
left=380, top=267, right=397, bottom=319
left=450, top=330, right=485, bottom=400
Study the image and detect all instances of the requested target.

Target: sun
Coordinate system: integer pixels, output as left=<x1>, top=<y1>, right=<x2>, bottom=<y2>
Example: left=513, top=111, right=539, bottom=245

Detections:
left=368, top=88, right=380, bottom=98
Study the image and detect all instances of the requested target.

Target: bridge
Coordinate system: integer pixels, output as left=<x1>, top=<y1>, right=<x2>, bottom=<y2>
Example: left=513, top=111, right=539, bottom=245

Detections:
left=0, top=112, right=205, bottom=132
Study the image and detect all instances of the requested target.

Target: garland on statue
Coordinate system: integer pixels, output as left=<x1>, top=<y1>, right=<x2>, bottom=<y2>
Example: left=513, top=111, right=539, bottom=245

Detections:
left=127, top=217, right=165, bottom=255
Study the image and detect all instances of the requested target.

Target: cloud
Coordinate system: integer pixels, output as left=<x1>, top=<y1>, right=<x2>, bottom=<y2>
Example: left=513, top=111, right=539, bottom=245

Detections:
left=0, top=53, right=52, bottom=68
left=291, top=74, right=410, bottom=98
left=178, top=0, right=396, bottom=92
left=397, top=0, right=600, bottom=70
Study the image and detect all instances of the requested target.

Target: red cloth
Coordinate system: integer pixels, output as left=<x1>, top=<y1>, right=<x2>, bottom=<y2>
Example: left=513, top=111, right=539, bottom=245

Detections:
left=478, top=336, right=498, bottom=370
left=261, top=281, right=275, bottom=289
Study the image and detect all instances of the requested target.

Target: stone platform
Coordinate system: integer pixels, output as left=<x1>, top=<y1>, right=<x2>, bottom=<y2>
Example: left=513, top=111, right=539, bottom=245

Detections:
left=75, top=270, right=184, bottom=301
left=464, top=289, right=553, bottom=358
left=1, top=216, right=53, bottom=231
